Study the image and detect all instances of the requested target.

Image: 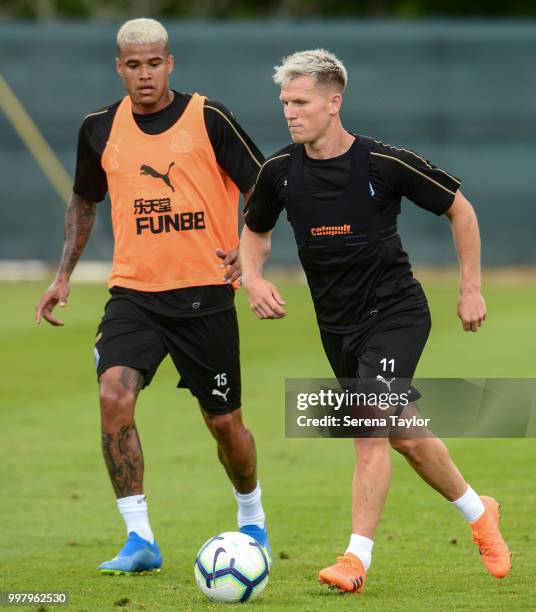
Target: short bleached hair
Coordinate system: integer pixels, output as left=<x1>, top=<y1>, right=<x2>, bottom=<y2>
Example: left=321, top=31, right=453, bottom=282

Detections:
left=116, top=18, right=168, bottom=50
left=273, top=49, right=348, bottom=92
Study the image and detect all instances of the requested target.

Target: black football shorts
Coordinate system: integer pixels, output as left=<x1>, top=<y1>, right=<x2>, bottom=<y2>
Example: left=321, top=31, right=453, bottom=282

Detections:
left=320, top=301, right=431, bottom=395
left=94, top=296, right=241, bottom=414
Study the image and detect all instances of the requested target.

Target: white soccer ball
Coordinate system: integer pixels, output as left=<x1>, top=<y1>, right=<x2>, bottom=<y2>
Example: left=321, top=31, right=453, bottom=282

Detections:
left=194, top=531, right=270, bottom=603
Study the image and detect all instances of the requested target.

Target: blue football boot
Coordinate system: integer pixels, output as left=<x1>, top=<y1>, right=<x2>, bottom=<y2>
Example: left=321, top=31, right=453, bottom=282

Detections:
left=99, top=532, right=162, bottom=575
left=240, top=524, right=272, bottom=567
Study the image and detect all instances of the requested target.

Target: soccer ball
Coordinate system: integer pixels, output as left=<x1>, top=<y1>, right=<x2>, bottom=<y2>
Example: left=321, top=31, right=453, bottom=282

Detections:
left=194, top=531, right=270, bottom=603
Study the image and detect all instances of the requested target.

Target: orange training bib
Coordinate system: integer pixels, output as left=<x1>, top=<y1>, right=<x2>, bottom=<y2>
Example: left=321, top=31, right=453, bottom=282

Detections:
left=101, top=93, right=240, bottom=291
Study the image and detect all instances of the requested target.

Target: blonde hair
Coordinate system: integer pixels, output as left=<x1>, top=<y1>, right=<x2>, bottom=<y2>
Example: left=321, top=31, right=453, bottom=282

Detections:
left=116, top=18, right=168, bottom=49
left=273, top=49, right=348, bottom=91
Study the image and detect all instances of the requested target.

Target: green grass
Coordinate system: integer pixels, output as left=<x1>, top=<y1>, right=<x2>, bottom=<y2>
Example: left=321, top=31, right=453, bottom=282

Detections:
left=1, top=279, right=535, bottom=611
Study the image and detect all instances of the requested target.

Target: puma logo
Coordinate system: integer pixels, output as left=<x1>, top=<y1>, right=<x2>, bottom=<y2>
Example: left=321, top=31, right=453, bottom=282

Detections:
left=211, top=388, right=230, bottom=402
left=140, top=162, right=175, bottom=192
left=376, top=375, right=395, bottom=392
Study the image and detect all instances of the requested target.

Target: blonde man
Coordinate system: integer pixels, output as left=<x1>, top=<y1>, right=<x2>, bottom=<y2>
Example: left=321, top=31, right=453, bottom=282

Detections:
left=36, top=18, right=271, bottom=574
left=240, top=49, right=510, bottom=593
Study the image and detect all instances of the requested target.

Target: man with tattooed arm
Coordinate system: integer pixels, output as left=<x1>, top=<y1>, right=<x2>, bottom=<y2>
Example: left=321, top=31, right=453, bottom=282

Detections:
left=35, top=18, right=271, bottom=575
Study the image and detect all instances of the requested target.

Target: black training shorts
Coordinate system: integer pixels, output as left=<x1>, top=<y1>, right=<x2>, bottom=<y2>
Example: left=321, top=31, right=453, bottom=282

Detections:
left=94, top=296, right=241, bottom=414
left=320, top=301, right=431, bottom=386
left=320, top=300, right=431, bottom=436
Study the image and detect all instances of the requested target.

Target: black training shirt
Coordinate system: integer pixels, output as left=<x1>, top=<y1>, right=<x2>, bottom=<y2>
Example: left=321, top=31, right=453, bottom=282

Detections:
left=74, top=91, right=264, bottom=317
left=245, top=137, right=461, bottom=331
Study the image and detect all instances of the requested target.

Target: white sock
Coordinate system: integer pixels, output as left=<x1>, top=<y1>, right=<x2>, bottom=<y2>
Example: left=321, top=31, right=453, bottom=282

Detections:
left=234, top=482, right=265, bottom=529
left=451, top=485, right=485, bottom=522
left=117, top=494, right=154, bottom=544
left=346, top=534, right=374, bottom=571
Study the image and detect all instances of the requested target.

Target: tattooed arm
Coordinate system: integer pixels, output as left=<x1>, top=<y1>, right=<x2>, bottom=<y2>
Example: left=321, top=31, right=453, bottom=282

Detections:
left=35, top=193, right=97, bottom=326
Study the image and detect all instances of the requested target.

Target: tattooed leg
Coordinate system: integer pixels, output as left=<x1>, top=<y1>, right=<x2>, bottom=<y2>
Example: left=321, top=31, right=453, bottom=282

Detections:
left=99, top=366, right=145, bottom=498
left=101, top=424, right=144, bottom=497
left=118, top=366, right=144, bottom=397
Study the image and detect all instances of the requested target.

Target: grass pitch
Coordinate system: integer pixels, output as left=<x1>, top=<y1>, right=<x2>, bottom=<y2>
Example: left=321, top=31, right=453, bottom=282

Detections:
left=1, top=278, right=535, bottom=610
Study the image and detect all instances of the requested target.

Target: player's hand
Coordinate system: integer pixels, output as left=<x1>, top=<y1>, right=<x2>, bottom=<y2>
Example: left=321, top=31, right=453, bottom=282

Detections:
left=35, top=277, right=70, bottom=326
left=243, top=277, right=286, bottom=319
left=216, top=248, right=241, bottom=284
left=458, top=288, right=486, bottom=332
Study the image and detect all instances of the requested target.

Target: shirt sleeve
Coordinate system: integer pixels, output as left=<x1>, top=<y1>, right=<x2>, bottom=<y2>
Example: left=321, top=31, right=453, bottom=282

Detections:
left=73, top=116, right=109, bottom=203
left=370, top=142, right=461, bottom=215
left=203, top=100, right=264, bottom=192
left=244, top=155, right=288, bottom=233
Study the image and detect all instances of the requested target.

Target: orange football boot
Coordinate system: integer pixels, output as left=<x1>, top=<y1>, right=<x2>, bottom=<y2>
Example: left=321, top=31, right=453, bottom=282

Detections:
left=471, top=496, right=511, bottom=578
left=318, top=552, right=366, bottom=593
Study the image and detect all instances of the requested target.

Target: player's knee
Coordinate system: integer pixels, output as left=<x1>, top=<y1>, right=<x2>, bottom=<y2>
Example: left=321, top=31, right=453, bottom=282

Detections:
left=389, top=436, right=421, bottom=457
left=210, top=413, right=245, bottom=445
left=99, top=381, right=135, bottom=431
left=353, top=437, right=390, bottom=463
left=99, top=381, right=131, bottom=409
